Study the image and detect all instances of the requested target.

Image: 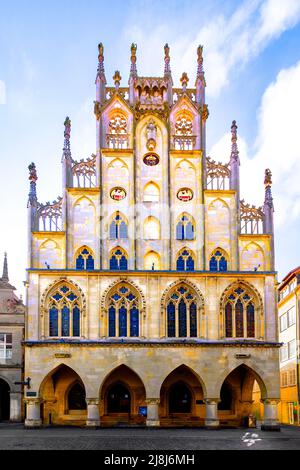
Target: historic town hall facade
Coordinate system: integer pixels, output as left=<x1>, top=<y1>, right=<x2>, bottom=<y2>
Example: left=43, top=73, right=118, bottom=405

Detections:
left=24, top=44, right=280, bottom=429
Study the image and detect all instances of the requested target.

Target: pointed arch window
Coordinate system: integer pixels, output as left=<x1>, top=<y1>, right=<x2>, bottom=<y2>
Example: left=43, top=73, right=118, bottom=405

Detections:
left=109, top=248, right=128, bottom=271
left=209, top=249, right=228, bottom=272
left=176, top=214, right=195, bottom=241
left=76, top=247, right=95, bottom=271
left=109, top=213, right=128, bottom=240
left=48, top=284, right=82, bottom=338
left=176, top=249, right=195, bottom=272
left=165, top=284, right=200, bottom=338
left=223, top=285, right=258, bottom=339
left=107, top=283, right=141, bottom=338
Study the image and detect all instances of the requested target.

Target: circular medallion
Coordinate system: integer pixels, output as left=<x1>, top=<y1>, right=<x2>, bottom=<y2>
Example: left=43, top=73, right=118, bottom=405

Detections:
left=110, top=187, right=127, bottom=201
left=143, top=153, right=160, bottom=167
left=177, top=188, right=194, bottom=202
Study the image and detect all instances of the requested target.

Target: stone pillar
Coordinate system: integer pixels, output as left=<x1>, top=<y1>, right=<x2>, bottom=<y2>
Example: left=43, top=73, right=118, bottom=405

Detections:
left=146, top=399, right=160, bottom=427
left=25, top=399, right=42, bottom=428
left=9, top=392, right=22, bottom=422
left=261, top=399, right=280, bottom=431
left=205, top=399, right=220, bottom=428
left=86, top=399, right=100, bottom=428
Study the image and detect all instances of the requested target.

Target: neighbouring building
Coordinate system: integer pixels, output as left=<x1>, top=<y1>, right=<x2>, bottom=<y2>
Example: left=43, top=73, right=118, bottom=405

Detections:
left=0, top=253, right=25, bottom=422
left=278, top=267, right=300, bottom=425
left=24, top=43, right=280, bottom=429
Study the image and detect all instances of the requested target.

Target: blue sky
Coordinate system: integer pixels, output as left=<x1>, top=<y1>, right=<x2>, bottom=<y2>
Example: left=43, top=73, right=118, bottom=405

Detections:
left=1, top=0, right=300, bottom=295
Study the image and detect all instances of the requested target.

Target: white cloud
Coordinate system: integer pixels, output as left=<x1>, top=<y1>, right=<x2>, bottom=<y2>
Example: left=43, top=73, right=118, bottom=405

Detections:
left=122, top=0, right=300, bottom=97
left=209, top=59, right=300, bottom=227
left=0, top=80, right=6, bottom=104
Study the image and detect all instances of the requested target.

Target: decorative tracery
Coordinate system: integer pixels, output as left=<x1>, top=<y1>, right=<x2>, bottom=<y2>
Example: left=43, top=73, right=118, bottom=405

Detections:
left=47, top=283, right=82, bottom=338
left=38, top=197, right=63, bottom=232
left=221, top=284, right=260, bottom=339
left=109, top=247, right=128, bottom=271
left=165, top=283, right=201, bottom=338
left=206, top=157, right=231, bottom=190
left=240, top=200, right=264, bottom=234
left=106, top=282, right=141, bottom=337
left=176, top=248, right=195, bottom=272
left=174, top=115, right=195, bottom=150
left=209, top=248, right=228, bottom=272
left=72, top=155, right=96, bottom=188
left=75, top=247, right=95, bottom=271
left=107, top=113, right=128, bottom=149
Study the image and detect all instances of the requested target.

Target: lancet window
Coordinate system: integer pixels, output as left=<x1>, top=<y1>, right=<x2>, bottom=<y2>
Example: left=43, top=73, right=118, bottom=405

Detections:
left=176, top=249, right=195, bottom=272
left=48, top=284, right=82, bottom=338
left=209, top=248, right=228, bottom=272
left=166, top=284, right=200, bottom=338
left=107, top=283, right=141, bottom=338
left=76, top=247, right=95, bottom=271
left=176, top=214, right=195, bottom=241
left=223, top=286, right=257, bottom=339
left=109, top=213, right=128, bottom=240
left=109, top=248, right=128, bottom=271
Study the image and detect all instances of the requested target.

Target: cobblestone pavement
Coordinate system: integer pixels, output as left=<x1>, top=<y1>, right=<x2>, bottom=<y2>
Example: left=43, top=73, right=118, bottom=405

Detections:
left=0, top=424, right=299, bottom=450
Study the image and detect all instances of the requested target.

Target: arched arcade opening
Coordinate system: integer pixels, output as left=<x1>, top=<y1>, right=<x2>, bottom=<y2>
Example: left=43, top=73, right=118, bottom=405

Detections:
left=160, top=365, right=205, bottom=427
left=39, top=365, right=87, bottom=426
left=100, top=365, right=146, bottom=427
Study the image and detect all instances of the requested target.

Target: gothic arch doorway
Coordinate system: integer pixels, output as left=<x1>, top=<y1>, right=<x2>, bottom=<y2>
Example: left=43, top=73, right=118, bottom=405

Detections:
left=169, top=382, right=192, bottom=414
left=39, top=364, right=87, bottom=426
left=217, top=364, right=266, bottom=427
left=100, top=365, right=146, bottom=426
left=0, top=379, right=10, bottom=421
left=160, top=365, right=205, bottom=426
left=107, top=383, right=131, bottom=414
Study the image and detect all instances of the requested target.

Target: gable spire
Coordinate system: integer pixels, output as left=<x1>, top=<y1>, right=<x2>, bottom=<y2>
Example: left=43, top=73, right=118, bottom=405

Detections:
left=95, top=43, right=107, bottom=105
left=196, top=45, right=206, bottom=105
left=62, top=117, right=73, bottom=188
left=28, top=162, right=38, bottom=207
left=164, top=43, right=171, bottom=76
left=1, top=252, right=9, bottom=282
left=229, top=121, right=240, bottom=196
left=62, top=116, right=72, bottom=160
left=130, top=43, right=138, bottom=77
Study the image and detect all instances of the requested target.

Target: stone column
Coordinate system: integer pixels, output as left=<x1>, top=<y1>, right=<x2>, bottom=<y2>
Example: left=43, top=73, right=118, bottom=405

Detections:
left=205, top=399, right=220, bottom=428
left=25, top=399, right=42, bottom=428
left=146, top=399, right=160, bottom=427
left=261, top=399, right=280, bottom=431
left=9, top=392, right=22, bottom=422
left=86, top=399, right=100, bottom=428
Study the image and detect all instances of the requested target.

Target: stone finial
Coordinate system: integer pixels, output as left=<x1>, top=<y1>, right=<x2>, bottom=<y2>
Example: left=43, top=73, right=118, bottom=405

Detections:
left=130, top=43, right=138, bottom=76
left=113, top=71, right=122, bottom=90
left=231, top=120, right=239, bottom=161
left=180, top=72, right=189, bottom=92
left=97, top=42, right=105, bottom=74
left=64, top=116, right=71, bottom=142
left=264, top=169, right=274, bottom=209
left=1, top=252, right=9, bottom=282
left=28, top=162, right=38, bottom=184
left=197, top=45, right=204, bottom=75
left=28, top=162, right=38, bottom=206
left=62, top=117, right=72, bottom=162
left=264, top=169, right=272, bottom=187
left=164, top=43, right=171, bottom=75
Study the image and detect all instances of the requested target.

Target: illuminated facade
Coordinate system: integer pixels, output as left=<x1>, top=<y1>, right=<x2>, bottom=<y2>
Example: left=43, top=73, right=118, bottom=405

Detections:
left=24, top=44, right=280, bottom=429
